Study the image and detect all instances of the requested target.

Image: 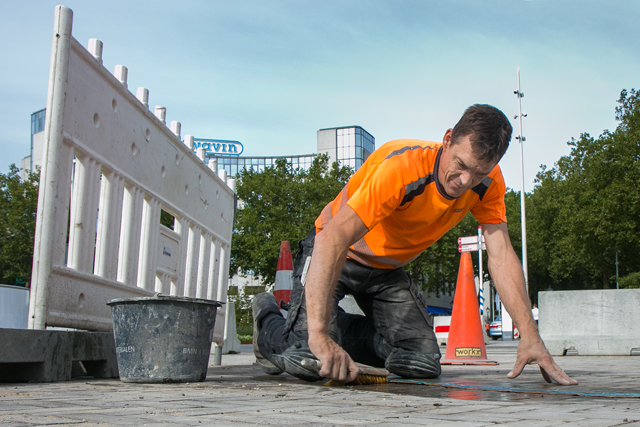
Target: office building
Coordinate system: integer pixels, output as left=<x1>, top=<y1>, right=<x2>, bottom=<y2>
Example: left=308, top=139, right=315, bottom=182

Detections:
left=21, top=109, right=46, bottom=180
left=316, top=126, right=375, bottom=170
left=199, top=126, right=374, bottom=177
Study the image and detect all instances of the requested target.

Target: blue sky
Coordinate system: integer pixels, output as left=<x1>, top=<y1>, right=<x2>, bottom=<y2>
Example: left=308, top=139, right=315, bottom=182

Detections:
left=1, top=1, right=638, bottom=192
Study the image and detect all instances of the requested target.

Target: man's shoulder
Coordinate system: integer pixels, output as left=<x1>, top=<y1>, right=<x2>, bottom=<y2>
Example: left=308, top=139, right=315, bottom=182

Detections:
left=380, top=138, right=441, bottom=152
left=486, top=164, right=507, bottom=190
left=370, top=139, right=441, bottom=164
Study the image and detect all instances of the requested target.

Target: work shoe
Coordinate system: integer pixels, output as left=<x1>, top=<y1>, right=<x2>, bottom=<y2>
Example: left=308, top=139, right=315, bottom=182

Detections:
left=272, top=340, right=323, bottom=382
left=385, top=347, right=442, bottom=378
left=252, top=292, right=284, bottom=375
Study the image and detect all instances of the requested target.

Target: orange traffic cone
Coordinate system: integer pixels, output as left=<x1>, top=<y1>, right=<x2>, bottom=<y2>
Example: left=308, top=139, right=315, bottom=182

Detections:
left=273, top=241, right=293, bottom=316
left=440, top=252, right=498, bottom=365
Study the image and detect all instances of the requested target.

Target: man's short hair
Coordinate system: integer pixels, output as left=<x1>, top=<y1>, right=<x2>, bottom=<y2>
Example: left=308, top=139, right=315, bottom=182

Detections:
left=451, top=104, right=512, bottom=163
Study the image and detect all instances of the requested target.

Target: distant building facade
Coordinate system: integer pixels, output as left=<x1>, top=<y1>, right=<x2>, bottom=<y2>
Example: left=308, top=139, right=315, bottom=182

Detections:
left=21, top=109, right=46, bottom=180
left=205, top=125, right=375, bottom=177
left=316, top=126, right=375, bottom=171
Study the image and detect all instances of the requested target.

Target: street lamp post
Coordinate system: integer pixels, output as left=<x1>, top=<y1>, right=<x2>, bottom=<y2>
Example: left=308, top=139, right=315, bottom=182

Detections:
left=514, top=67, right=528, bottom=291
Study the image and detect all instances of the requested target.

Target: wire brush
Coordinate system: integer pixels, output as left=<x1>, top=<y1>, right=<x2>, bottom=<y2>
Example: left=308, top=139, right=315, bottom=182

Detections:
left=301, top=358, right=389, bottom=386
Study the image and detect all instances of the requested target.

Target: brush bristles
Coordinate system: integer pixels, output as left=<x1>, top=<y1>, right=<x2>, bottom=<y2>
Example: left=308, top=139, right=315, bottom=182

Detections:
left=324, top=374, right=389, bottom=386
left=352, top=374, right=389, bottom=385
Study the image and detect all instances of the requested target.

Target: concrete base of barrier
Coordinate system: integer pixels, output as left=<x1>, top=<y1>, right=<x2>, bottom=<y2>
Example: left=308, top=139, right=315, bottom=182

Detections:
left=221, top=301, right=241, bottom=355
left=539, top=289, right=640, bottom=356
left=0, top=329, right=118, bottom=382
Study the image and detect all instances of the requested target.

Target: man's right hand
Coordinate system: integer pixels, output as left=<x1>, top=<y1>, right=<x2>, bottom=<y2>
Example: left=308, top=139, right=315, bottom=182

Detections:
left=308, top=332, right=359, bottom=383
left=303, top=206, right=368, bottom=383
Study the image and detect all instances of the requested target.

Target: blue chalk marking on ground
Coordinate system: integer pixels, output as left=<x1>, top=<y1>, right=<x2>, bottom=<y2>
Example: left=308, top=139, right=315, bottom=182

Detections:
left=390, top=379, right=640, bottom=398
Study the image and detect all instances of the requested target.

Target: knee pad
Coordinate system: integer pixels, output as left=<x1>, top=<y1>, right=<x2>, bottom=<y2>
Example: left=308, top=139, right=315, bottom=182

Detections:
left=272, top=340, right=323, bottom=382
left=252, top=292, right=282, bottom=328
left=385, top=347, right=442, bottom=379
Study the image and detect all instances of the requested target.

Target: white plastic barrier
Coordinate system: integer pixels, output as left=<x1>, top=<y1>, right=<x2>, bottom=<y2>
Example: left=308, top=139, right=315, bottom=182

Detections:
left=28, top=6, right=235, bottom=345
left=433, top=315, right=451, bottom=346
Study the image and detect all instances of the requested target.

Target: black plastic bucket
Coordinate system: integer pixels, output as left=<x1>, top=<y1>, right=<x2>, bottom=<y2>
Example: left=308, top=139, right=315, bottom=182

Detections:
left=107, top=295, right=222, bottom=383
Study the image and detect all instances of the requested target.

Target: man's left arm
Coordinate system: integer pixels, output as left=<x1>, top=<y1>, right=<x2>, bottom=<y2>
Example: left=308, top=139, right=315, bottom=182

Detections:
left=482, top=222, right=578, bottom=386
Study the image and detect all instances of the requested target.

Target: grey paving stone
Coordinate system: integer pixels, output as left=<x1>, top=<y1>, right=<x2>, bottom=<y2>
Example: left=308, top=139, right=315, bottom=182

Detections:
left=572, top=405, right=640, bottom=419
left=564, top=419, right=632, bottom=427
left=0, top=414, right=88, bottom=425
left=380, top=420, right=489, bottom=426
left=381, top=423, right=480, bottom=427
left=490, top=420, right=558, bottom=427
left=2, top=343, right=640, bottom=426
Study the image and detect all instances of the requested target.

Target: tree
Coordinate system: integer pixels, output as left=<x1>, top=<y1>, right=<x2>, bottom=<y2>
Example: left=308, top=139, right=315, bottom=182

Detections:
left=527, top=89, right=640, bottom=290
left=503, top=189, right=523, bottom=260
left=619, top=272, right=640, bottom=289
left=503, top=188, right=558, bottom=301
left=231, top=154, right=352, bottom=286
left=0, top=165, right=40, bottom=286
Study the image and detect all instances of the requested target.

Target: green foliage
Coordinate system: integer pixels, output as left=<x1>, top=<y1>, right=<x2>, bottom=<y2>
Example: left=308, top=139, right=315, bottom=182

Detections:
left=503, top=189, right=523, bottom=258
left=619, top=272, right=640, bottom=289
left=160, top=210, right=175, bottom=230
left=0, top=165, right=40, bottom=286
left=526, top=89, right=640, bottom=290
left=231, top=154, right=352, bottom=286
left=237, top=334, right=253, bottom=342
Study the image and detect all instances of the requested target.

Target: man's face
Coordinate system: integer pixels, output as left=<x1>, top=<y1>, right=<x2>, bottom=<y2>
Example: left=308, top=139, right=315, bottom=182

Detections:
left=437, top=129, right=496, bottom=199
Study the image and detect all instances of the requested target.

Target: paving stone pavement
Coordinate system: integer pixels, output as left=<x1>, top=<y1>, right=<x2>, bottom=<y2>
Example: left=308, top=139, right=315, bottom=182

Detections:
left=2, top=341, right=640, bottom=426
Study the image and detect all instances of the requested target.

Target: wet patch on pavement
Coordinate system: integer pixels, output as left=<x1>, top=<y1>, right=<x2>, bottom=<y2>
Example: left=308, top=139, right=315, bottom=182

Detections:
left=211, top=363, right=640, bottom=404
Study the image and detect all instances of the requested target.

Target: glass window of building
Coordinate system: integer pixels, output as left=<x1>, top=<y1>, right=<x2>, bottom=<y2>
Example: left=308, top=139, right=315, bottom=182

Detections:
left=200, top=125, right=373, bottom=178
left=31, top=109, right=46, bottom=136
left=211, top=154, right=316, bottom=177
left=332, top=126, right=373, bottom=170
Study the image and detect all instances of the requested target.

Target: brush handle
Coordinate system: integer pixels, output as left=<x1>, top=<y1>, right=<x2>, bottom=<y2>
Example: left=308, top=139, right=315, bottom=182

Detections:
left=301, top=358, right=389, bottom=377
left=301, top=358, right=322, bottom=370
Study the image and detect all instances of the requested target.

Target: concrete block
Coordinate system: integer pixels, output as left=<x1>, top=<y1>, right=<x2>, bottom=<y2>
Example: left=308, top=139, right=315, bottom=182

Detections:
left=539, top=289, right=640, bottom=356
left=0, top=328, right=118, bottom=382
left=221, top=301, right=241, bottom=354
left=0, top=285, right=29, bottom=329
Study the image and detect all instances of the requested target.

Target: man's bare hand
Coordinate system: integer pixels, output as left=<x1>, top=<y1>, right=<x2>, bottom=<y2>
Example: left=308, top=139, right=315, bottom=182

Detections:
left=507, top=336, right=578, bottom=385
left=308, top=333, right=359, bottom=383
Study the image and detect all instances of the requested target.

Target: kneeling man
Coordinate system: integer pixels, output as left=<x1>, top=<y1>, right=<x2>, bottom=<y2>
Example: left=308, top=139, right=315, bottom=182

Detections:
left=253, top=104, right=577, bottom=386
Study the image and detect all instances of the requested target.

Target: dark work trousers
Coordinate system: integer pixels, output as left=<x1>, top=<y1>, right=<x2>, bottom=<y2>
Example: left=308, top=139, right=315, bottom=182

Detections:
left=259, top=229, right=439, bottom=368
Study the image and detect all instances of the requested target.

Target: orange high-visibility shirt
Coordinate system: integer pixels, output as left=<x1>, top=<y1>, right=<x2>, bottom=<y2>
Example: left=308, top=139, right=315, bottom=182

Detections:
left=315, top=139, right=507, bottom=269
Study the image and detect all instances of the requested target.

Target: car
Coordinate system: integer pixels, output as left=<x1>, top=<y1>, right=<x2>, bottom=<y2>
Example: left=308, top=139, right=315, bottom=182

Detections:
left=487, top=315, right=519, bottom=340
left=488, top=316, right=502, bottom=339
